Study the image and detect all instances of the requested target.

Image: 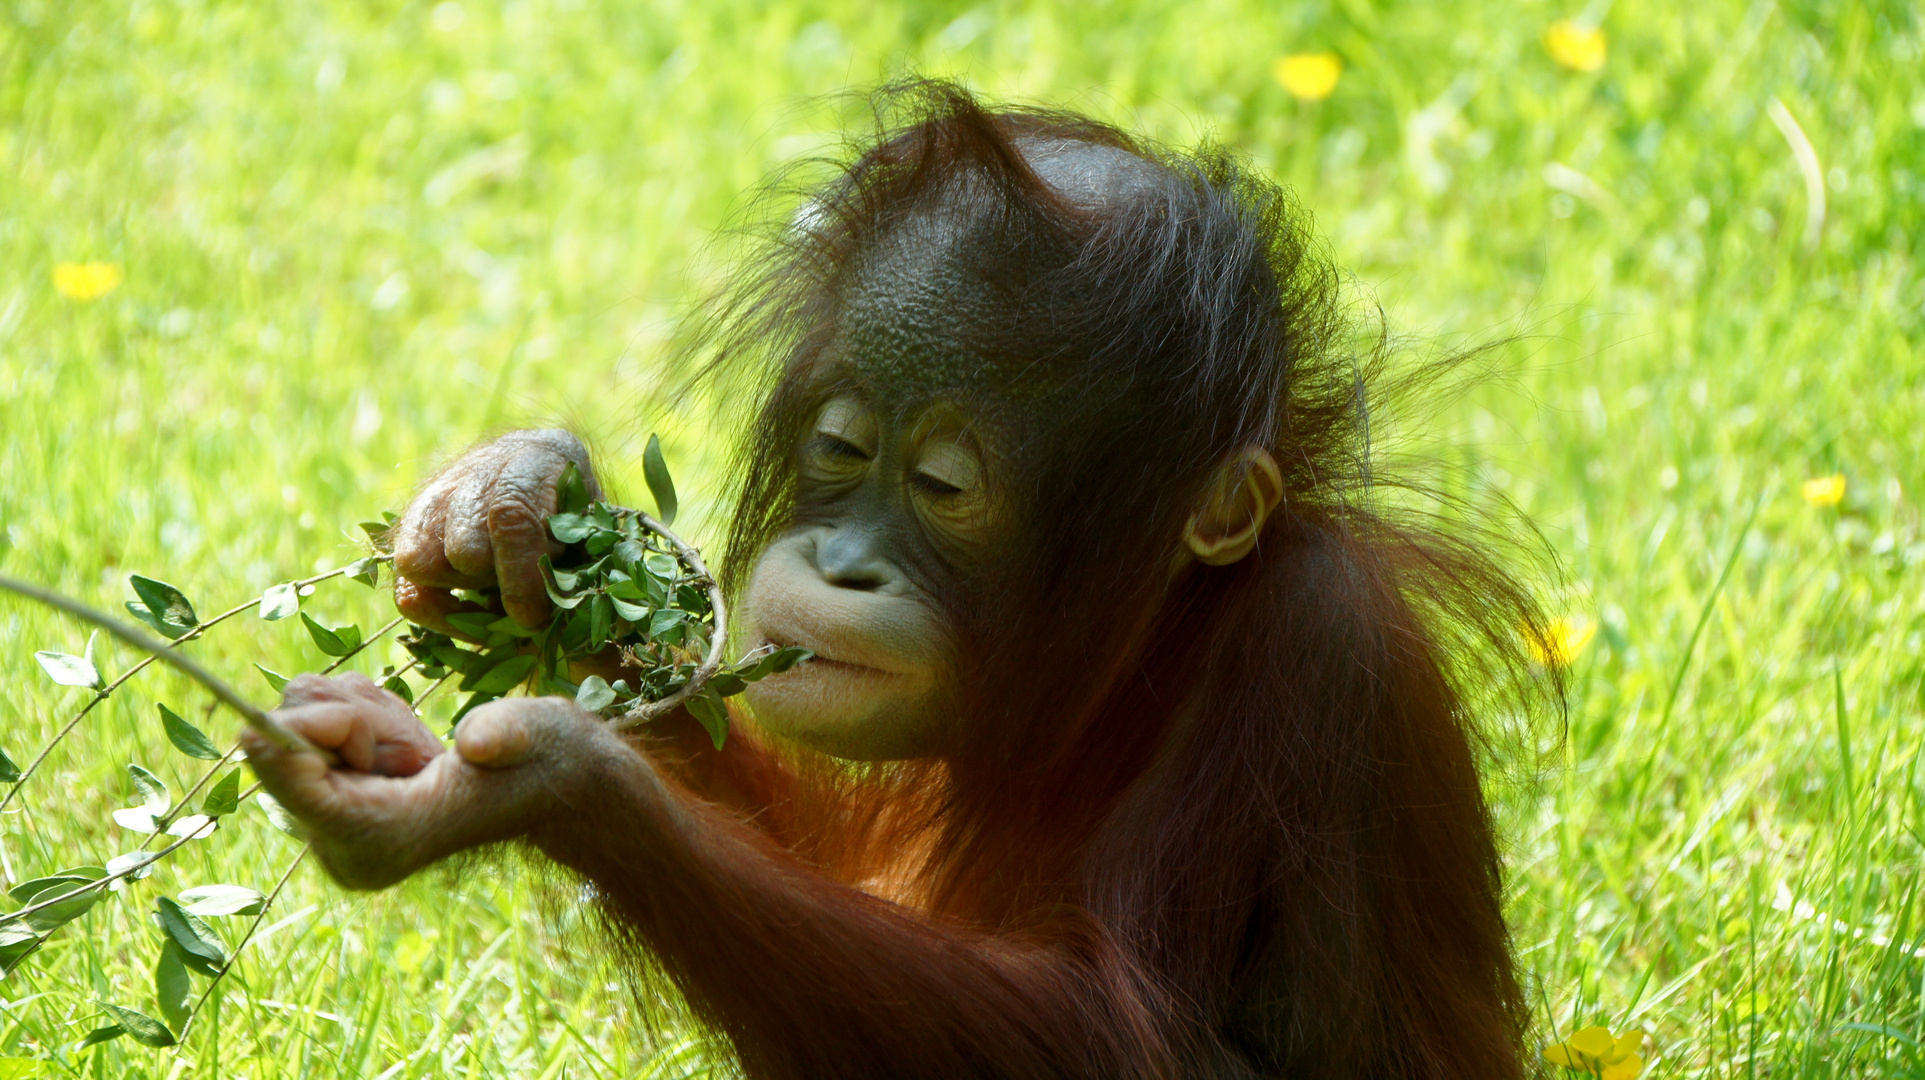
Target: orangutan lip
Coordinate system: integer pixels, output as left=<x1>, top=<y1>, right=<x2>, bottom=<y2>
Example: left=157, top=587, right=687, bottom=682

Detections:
left=757, top=634, right=896, bottom=677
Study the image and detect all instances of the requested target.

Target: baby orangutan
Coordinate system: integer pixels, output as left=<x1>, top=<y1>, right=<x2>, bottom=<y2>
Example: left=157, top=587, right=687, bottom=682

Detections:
left=246, top=82, right=1548, bottom=1080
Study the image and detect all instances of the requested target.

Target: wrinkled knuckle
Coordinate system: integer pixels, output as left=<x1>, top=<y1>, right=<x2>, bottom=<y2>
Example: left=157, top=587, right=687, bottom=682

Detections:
left=283, top=674, right=333, bottom=698
left=392, top=534, right=443, bottom=581
left=442, top=536, right=494, bottom=579
left=488, top=493, right=548, bottom=540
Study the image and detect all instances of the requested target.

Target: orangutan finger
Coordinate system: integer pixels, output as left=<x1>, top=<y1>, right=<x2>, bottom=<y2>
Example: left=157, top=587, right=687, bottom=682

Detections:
left=442, top=461, right=499, bottom=581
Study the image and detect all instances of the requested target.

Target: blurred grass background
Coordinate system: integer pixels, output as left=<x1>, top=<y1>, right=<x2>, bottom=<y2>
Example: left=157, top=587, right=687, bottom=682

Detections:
left=2, top=0, right=1923, bottom=1076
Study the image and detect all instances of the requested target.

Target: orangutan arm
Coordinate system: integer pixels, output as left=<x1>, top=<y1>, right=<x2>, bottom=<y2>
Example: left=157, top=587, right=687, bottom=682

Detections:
left=535, top=731, right=1167, bottom=1080
left=244, top=684, right=1165, bottom=1080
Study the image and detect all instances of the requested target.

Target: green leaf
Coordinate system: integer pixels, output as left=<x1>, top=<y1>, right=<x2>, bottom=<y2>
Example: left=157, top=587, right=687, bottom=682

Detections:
left=259, top=581, right=301, bottom=621
left=706, top=671, right=746, bottom=697
left=155, top=897, right=225, bottom=972
left=609, top=594, right=650, bottom=622
left=253, top=793, right=300, bottom=836
left=444, top=611, right=500, bottom=640
left=737, top=645, right=813, bottom=684
left=35, top=650, right=101, bottom=689
left=200, top=770, right=241, bottom=817
left=358, top=520, right=394, bottom=546
left=158, top=704, right=221, bottom=760
left=587, top=593, right=614, bottom=651
left=10, top=875, right=92, bottom=904
left=538, top=556, right=587, bottom=609
left=112, top=807, right=159, bottom=834
left=575, top=676, right=616, bottom=713
left=10, top=867, right=104, bottom=904
left=77, top=1026, right=125, bottom=1049
left=105, top=851, right=160, bottom=886
left=0, top=923, right=39, bottom=948
left=643, top=434, right=678, bottom=525
left=557, top=610, right=592, bottom=652
left=486, top=615, right=540, bottom=639
left=347, top=556, right=381, bottom=588
left=126, top=601, right=188, bottom=640
left=429, top=644, right=482, bottom=675
left=547, top=512, right=596, bottom=544
left=648, top=608, right=687, bottom=641
left=128, top=763, right=170, bottom=813
left=0, top=746, right=19, bottom=784
left=18, top=880, right=102, bottom=932
left=612, top=538, right=646, bottom=572
left=129, top=575, right=199, bottom=635
left=556, top=460, right=591, bottom=515
left=300, top=612, right=363, bottom=656
left=554, top=555, right=610, bottom=594
left=684, top=688, right=728, bottom=750
left=97, top=1002, right=175, bottom=1047
left=472, top=654, right=538, bottom=695
left=383, top=675, right=415, bottom=704
left=166, top=814, right=217, bottom=840
left=177, top=884, right=265, bottom=917
left=255, top=663, right=291, bottom=693
left=154, top=941, right=192, bottom=1032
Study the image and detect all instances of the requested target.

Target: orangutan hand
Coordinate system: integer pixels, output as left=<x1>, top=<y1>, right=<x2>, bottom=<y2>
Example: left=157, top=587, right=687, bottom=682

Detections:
left=390, top=429, right=601, bottom=633
left=241, top=673, right=620, bottom=891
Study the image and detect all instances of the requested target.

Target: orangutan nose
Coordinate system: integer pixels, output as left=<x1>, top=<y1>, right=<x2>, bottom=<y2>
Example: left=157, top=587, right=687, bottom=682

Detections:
left=814, top=527, right=898, bottom=593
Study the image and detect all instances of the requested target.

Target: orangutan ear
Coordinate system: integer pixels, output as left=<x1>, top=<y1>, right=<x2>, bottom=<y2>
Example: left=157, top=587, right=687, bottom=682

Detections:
left=1183, top=448, right=1284, bottom=566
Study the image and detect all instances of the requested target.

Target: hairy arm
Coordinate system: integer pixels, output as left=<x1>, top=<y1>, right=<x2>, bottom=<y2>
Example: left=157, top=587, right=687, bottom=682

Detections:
left=535, top=718, right=1167, bottom=1080
left=245, top=681, right=1164, bottom=1080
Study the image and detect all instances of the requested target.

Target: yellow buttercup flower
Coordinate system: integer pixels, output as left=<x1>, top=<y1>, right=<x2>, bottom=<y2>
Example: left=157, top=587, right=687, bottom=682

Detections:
left=1272, top=53, right=1342, bottom=101
left=1527, top=615, right=1597, bottom=668
left=1802, top=474, right=1846, bottom=507
left=52, top=261, right=123, bottom=301
left=1545, top=1026, right=1645, bottom=1080
left=1544, top=20, right=1607, bottom=72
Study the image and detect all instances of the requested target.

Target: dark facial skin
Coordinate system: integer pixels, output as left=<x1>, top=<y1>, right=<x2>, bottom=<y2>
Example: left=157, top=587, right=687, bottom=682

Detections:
left=742, top=387, right=1001, bottom=760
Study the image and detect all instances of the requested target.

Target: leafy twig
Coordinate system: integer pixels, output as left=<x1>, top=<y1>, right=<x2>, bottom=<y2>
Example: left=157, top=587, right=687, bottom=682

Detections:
left=611, top=509, right=729, bottom=730
left=2, top=830, right=202, bottom=926
left=320, top=615, right=405, bottom=675
left=0, top=562, right=369, bottom=814
left=173, top=847, right=310, bottom=1044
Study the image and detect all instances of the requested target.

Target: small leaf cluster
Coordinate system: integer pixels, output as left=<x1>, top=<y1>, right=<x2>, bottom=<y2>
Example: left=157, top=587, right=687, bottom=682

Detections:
left=396, top=457, right=808, bottom=747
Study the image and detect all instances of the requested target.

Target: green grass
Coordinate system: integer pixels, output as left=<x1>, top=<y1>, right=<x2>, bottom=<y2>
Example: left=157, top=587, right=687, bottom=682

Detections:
left=2, top=0, right=1922, bottom=1075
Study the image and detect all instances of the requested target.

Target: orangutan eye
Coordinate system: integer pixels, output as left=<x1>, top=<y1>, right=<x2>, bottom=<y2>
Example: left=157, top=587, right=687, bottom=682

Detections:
left=802, top=397, right=878, bottom=485
left=815, top=397, right=878, bottom=457
left=912, top=440, right=979, bottom=496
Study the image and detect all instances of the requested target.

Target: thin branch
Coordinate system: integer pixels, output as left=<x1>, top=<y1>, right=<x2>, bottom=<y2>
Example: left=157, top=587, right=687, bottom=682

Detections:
left=1, top=830, right=203, bottom=926
left=0, top=562, right=364, bottom=815
left=412, top=670, right=456, bottom=710
left=145, top=743, right=246, bottom=847
left=173, top=847, right=310, bottom=1045
left=0, top=576, right=304, bottom=749
left=320, top=616, right=406, bottom=675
